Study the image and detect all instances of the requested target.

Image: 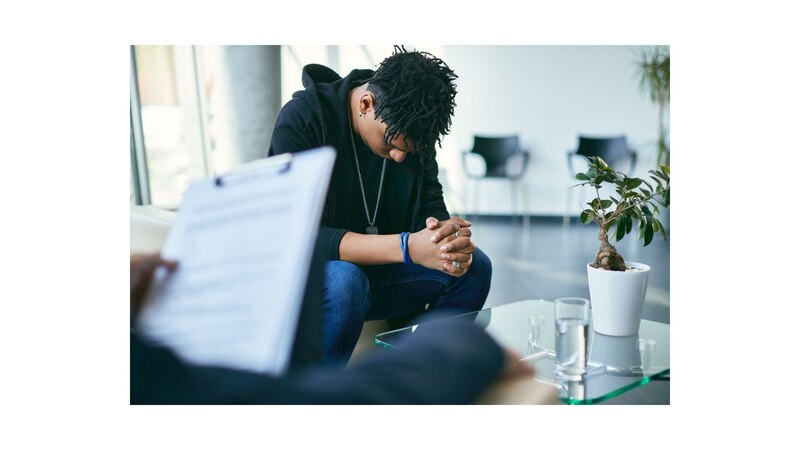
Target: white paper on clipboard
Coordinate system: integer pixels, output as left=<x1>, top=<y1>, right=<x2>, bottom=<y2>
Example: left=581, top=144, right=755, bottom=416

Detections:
left=136, top=146, right=335, bottom=375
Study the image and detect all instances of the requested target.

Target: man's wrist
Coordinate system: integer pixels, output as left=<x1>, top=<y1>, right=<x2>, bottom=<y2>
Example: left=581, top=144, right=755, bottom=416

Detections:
left=399, top=232, right=413, bottom=265
left=405, top=232, right=415, bottom=264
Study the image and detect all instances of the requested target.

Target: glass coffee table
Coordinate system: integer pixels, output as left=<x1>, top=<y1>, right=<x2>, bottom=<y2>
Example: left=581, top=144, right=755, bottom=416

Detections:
left=374, top=299, right=670, bottom=404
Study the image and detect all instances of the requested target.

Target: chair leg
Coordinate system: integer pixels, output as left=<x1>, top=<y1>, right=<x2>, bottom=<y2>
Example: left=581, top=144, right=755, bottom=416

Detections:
left=510, top=180, right=517, bottom=226
left=562, top=187, right=572, bottom=228
left=471, top=178, right=480, bottom=224
left=466, top=178, right=476, bottom=222
left=520, top=181, right=530, bottom=232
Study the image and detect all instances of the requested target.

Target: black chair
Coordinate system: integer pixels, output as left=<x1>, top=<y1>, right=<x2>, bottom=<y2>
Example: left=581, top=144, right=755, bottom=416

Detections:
left=564, top=135, right=637, bottom=227
left=462, top=135, right=530, bottom=225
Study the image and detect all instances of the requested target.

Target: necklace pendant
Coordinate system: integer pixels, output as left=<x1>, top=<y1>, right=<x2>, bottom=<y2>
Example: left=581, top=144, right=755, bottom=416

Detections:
left=366, top=226, right=379, bottom=235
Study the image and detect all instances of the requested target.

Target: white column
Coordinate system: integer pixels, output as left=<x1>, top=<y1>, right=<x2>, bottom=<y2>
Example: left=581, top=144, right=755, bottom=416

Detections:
left=207, top=45, right=282, bottom=173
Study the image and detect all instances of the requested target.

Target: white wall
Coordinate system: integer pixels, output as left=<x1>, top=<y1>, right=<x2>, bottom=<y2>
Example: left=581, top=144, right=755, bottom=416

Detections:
left=435, top=45, right=667, bottom=217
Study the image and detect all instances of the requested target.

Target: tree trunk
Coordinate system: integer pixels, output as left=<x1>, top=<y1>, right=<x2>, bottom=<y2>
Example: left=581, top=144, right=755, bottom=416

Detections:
left=658, top=100, right=667, bottom=166
left=594, top=230, right=627, bottom=271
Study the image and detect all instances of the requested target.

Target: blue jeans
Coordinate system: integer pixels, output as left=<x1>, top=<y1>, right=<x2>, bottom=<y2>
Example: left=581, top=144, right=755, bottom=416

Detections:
left=321, top=247, right=492, bottom=365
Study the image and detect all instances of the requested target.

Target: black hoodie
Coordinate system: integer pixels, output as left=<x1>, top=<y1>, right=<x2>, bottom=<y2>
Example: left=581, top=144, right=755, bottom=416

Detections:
left=269, top=64, right=450, bottom=260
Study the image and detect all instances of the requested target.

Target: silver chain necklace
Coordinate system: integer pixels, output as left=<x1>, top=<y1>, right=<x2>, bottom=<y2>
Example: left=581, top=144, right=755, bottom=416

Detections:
left=349, top=113, right=386, bottom=235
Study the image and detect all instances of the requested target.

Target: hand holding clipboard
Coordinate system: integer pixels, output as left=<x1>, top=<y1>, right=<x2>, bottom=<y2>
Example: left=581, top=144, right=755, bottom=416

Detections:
left=136, top=147, right=335, bottom=375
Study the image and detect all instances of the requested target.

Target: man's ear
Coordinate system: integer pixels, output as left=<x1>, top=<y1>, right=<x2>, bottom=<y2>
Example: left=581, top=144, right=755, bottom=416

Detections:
left=359, top=90, right=376, bottom=116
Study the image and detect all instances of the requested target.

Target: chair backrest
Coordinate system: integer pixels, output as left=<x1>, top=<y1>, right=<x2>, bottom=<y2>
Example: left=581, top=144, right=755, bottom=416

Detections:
left=576, top=135, right=631, bottom=168
left=471, top=135, right=521, bottom=177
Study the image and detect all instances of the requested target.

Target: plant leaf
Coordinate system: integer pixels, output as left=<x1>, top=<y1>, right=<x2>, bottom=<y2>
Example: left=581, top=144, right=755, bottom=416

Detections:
left=625, top=178, right=643, bottom=189
left=650, top=176, right=663, bottom=190
left=654, top=218, right=667, bottom=241
left=615, top=219, right=626, bottom=241
left=643, top=221, right=654, bottom=246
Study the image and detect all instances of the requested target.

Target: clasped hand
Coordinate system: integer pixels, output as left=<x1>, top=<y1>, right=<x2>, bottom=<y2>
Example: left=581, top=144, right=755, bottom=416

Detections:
left=408, top=217, right=475, bottom=277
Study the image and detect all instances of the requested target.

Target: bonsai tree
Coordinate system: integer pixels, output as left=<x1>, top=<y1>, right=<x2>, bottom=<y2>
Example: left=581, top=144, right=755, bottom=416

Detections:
left=635, top=46, right=670, bottom=167
left=575, top=156, right=670, bottom=271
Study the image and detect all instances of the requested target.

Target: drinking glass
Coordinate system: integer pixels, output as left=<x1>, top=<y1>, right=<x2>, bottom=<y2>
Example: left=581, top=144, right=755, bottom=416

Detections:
left=554, top=297, right=590, bottom=380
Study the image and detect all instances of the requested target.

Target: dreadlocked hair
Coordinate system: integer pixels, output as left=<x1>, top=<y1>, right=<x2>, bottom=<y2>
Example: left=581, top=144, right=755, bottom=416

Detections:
left=367, top=45, right=458, bottom=159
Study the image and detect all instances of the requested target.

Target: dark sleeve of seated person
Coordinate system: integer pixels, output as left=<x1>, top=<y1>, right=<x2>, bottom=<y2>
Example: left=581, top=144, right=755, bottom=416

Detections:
left=131, top=316, right=505, bottom=405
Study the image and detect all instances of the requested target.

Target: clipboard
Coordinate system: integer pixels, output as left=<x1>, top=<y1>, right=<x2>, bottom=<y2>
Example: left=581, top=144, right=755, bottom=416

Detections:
left=136, top=146, right=336, bottom=375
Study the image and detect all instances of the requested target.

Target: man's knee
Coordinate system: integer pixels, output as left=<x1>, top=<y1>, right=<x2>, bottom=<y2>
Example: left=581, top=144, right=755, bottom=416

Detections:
left=463, top=247, right=492, bottom=309
left=324, top=261, right=370, bottom=315
left=470, top=247, right=492, bottom=282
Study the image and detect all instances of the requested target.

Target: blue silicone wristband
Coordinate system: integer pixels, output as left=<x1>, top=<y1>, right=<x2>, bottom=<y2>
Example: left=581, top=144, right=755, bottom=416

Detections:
left=403, top=232, right=413, bottom=265
left=400, top=231, right=407, bottom=264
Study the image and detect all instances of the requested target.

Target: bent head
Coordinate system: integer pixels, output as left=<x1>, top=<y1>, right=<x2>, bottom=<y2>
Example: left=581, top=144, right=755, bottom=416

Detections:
left=355, top=117, right=416, bottom=163
left=363, top=46, right=458, bottom=162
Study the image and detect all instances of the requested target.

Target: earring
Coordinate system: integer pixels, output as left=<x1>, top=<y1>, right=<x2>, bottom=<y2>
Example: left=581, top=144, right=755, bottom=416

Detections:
left=358, top=112, right=364, bottom=117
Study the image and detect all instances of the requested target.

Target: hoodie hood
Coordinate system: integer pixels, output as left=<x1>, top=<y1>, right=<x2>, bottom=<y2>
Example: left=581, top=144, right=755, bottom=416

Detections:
left=298, top=64, right=373, bottom=149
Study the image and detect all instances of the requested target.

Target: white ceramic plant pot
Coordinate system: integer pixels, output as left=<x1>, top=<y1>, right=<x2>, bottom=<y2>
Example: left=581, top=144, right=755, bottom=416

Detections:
left=586, top=262, right=650, bottom=336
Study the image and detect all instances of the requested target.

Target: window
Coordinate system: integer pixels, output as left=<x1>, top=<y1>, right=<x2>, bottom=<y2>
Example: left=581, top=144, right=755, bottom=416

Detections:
left=131, top=45, right=209, bottom=209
